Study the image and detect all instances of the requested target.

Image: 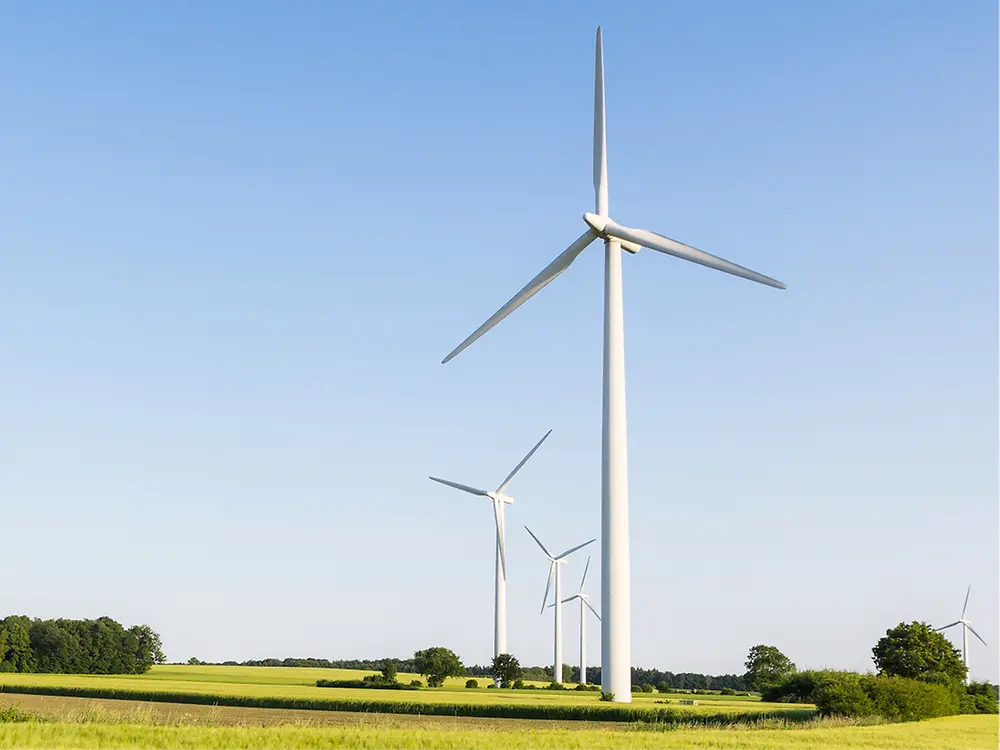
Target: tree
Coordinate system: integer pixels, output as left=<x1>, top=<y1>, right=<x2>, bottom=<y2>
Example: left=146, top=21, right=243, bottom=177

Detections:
left=491, top=653, right=522, bottom=688
left=872, top=621, right=966, bottom=685
left=743, top=645, right=796, bottom=691
left=413, top=647, right=464, bottom=688
left=381, top=659, right=399, bottom=684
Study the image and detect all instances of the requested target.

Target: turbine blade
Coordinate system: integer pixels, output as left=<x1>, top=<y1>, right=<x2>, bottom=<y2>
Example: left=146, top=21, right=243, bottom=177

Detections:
left=555, top=538, right=596, bottom=561
left=593, top=27, right=608, bottom=215
left=561, top=595, right=578, bottom=604
left=936, top=621, right=962, bottom=631
left=496, top=429, right=553, bottom=494
left=540, top=563, right=554, bottom=614
left=584, top=599, right=601, bottom=620
left=441, top=230, right=597, bottom=364
left=493, top=499, right=506, bottom=580
left=579, top=556, right=591, bottom=593
left=524, top=525, right=554, bottom=559
left=428, top=477, right=489, bottom=496
left=962, top=585, right=971, bottom=619
left=967, top=623, right=988, bottom=647
left=602, top=219, right=786, bottom=290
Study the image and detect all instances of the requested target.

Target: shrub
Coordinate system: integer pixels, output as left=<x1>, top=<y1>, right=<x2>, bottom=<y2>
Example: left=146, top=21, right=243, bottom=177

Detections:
left=409, top=680, right=422, bottom=688
left=720, top=687, right=736, bottom=695
left=546, top=681, right=566, bottom=690
left=0, top=706, right=38, bottom=723
left=512, top=679, right=525, bottom=690
left=524, top=684, right=537, bottom=690
left=486, top=683, right=497, bottom=689
left=316, top=679, right=419, bottom=691
left=814, top=673, right=876, bottom=718
left=963, top=682, right=1000, bottom=714
left=600, top=691, right=615, bottom=702
left=655, top=681, right=672, bottom=694
left=637, top=683, right=655, bottom=693
left=465, top=679, right=479, bottom=689
left=575, top=683, right=600, bottom=691
left=863, top=675, right=958, bottom=722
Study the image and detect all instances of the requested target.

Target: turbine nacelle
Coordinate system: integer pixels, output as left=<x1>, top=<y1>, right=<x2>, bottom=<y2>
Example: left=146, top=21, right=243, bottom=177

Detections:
left=486, top=491, right=515, bottom=505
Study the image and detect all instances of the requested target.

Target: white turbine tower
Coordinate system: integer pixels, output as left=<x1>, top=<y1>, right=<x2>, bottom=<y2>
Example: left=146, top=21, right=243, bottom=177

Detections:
left=936, top=585, right=988, bottom=685
left=441, top=28, right=786, bottom=701
left=525, top=526, right=595, bottom=685
left=555, top=555, right=601, bottom=685
left=429, top=430, right=552, bottom=671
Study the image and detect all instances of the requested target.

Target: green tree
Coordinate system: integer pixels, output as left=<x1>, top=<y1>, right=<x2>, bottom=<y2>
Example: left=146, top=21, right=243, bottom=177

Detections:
left=129, top=625, right=165, bottom=674
left=380, top=659, right=399, bottom=684
left=0, top=617, right=35, bottom=673
left=743, top=644, right=796, bottom=691
left=413, top=647, right=464, bottom=688
left=872, top=621, right=966, bottom=685
left=491, top=653, right=523, bottom=688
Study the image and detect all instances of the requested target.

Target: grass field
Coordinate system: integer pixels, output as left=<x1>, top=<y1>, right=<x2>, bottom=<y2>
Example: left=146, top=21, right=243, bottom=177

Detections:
left=0, top=699, right=994, bottom=750
left=0, top=665, right=795, bottom=715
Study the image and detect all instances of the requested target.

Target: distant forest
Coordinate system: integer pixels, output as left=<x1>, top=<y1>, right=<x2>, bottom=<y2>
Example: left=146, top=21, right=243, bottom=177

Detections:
left=0, top=615, right=164, bottom=675
left=184, top=656, right=747, bottom=691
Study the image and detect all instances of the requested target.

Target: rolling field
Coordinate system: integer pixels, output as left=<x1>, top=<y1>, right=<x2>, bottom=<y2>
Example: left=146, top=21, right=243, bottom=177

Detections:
left=0, top=665, right=796, bottom=715
left=0, top=700, right=994, bottom=750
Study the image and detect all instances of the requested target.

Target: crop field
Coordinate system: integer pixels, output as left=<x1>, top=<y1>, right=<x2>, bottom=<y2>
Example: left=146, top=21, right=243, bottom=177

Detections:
left=0, top=698, right=995, bottom=750
left=0, top=665, right=796, bottom=715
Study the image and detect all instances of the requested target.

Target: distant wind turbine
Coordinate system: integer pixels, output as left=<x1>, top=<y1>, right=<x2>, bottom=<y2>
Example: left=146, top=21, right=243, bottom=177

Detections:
left=936, top=585, right=988, bottom=685
left=555, top=555, right=601, bottom=685
left=441, top=27, right=786, bottom=701
left=525, top=526, right=595, bottom=684
left=429, top=430, right=552, bottom=672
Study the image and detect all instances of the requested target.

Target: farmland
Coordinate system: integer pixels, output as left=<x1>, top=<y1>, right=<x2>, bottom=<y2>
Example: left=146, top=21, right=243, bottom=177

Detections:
left=0, top=665, right=804, bottom=721
left=0, top=695, right=995, bottom=750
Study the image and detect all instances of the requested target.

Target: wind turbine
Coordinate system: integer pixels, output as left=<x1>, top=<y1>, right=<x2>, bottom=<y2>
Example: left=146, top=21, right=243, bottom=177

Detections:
left=936, top=585, right=988, bottom=685
left=525, top=526, right=595, bottom=684
left=429, top=430, right=551, bottom=671
left=441, top=28, right=786, bottom=701
left=555, top=555, right=601, bottom=685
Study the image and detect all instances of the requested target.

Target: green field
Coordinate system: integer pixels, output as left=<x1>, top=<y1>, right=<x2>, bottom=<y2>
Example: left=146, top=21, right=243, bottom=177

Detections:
left=0, top=707, right=995, bottom=750
left=0, top=665, right=794, bottom=715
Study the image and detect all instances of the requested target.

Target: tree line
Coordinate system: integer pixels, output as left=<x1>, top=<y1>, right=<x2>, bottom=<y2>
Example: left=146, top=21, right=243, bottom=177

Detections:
left=0, top=615, right=164, bottom=674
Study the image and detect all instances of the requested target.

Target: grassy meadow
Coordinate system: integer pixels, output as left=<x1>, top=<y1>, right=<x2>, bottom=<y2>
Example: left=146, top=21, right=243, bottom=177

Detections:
left=0, top=698, right=995, bottom=750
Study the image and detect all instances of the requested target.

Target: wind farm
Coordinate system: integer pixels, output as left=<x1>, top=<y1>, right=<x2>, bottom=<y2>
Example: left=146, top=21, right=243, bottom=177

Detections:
left=1, top=5, right=996, bottom=750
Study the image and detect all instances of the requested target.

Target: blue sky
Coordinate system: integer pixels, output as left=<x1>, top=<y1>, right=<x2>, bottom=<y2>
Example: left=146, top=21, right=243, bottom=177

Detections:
left=2, top=1, right=996, bottom=681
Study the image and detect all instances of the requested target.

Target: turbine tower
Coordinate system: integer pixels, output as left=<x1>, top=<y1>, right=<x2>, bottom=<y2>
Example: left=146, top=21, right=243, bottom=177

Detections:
left=441, top=28, right=785, bottom=701
left=936, top=585, right=988, bottom=685
left=556, top=555, right=601, bottom=685
left=525, top=526, right=595, bottom=684
left=429, top=430, right=552, bottom=670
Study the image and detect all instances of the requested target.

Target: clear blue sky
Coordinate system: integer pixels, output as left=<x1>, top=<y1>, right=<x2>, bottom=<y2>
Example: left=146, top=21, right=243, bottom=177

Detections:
left=2, top=1, right=996, bottom=681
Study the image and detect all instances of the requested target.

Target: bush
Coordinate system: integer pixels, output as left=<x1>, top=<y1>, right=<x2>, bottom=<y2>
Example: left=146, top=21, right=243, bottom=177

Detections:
left=575, top=683, right=600, bottom=691
left=465, top=679, right=479, bottom=689
left=814, top=673, right=876, bottom=718
left=316, top=679, right=419, bottom=691
left=512, top=679, right=525, bottom=690
left=962, top=682, right=1000, bottom=714
left=863, top=675, right=958, bottom=722
left=524, top=684, right=537, bottom=690
left=637, top=683, right=655, bottom=693
left=0, top=706, right=38, bottom=723
left=409, top=680, right=422, bottom=688
left=720, top=687, right=736, bottom=695
left=600, top=691, right=615, bottom=702
left=486, top=683, right=497, bottom=689
left=546, top=681, right=566, bottom=690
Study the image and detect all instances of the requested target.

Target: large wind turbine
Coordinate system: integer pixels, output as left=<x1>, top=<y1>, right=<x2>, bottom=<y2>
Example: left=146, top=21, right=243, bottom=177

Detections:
left=429, top=430, right=552, bottom=668
left=556, top=555, right=601, bottom=685
left=936, top=585, right=988, bottom=685
left=525, top=526, right=595, bottom=684
left=441, top=28, right=786, bottom=701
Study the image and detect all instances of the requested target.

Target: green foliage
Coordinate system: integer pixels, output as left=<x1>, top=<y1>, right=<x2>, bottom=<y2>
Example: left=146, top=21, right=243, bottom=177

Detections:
left=380, top=660, right=398, bottom=684
left=511, top=679, right=525, bottom=690
left=486, top=683, right=497, bottom=689
left=871, top=622, right=966, bottom=685
left=413, top=647, right=464, bottom=688
left=599, top=691, right=615, bottom=702
left=961, top=682, right=1000, bottom=714
left=545, top=681, right=566, bottom=690
left=465, top=679, right=479, bottom=689
left=0, top=705, right=38, bottom=723
left=743, top=645, right=796, bottom=692
left=575, top=683, right=600, bottom=691
left=491, top=653, right=522, bottom=688
left=0, top=615, right=161, bottom=676
left=814, top=673, right=876, bottom=718
left=636, top=683, right=655, bottom=693
left=812, top=671, right=960, bottom=721
left=314, top=679, right=419, bottom=691
left=761, top=670, right=852, bottom=704
left=409, top=680, right=422, bottom=688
